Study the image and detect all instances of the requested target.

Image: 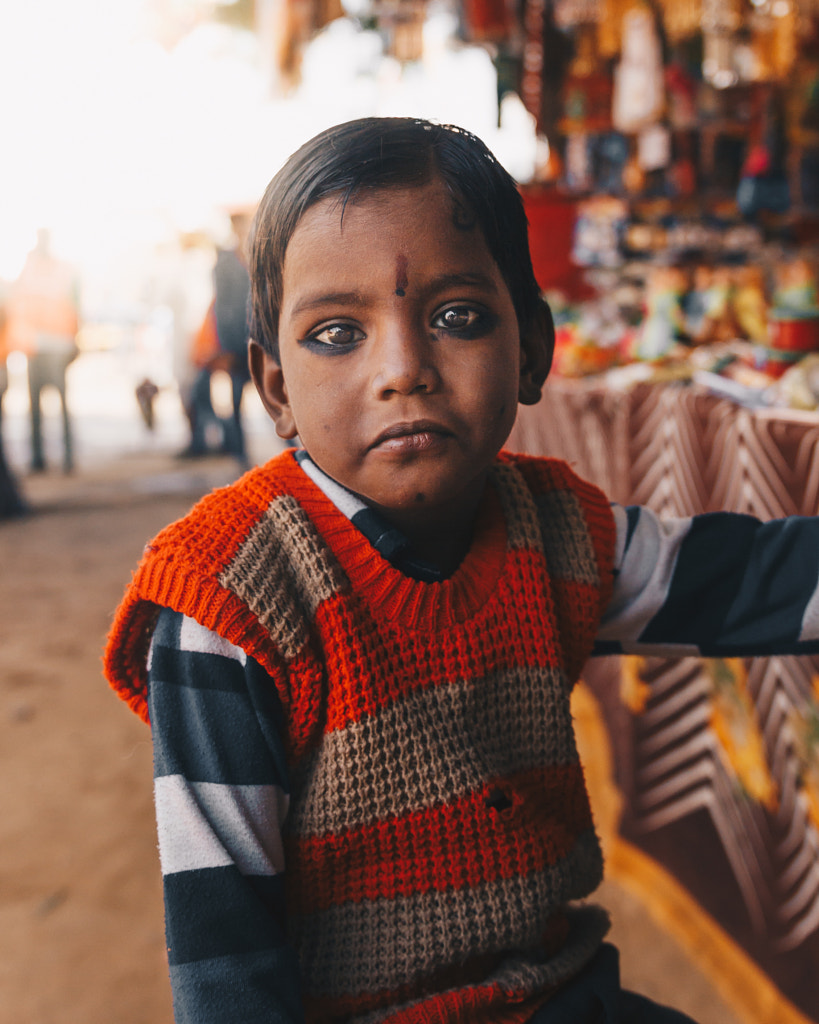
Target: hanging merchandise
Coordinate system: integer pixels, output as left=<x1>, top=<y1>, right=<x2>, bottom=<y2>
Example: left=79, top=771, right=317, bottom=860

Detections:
left=461, top=0, right=514, bottom=43
left=701, top=0, right=741, bottom=88
left=612, top=3, right=666, bottom=132
left=656, top=0, right=701, bottom=45
left=787, top=31, right=819, bottom=206
left=598, top=0, right=630, bottom=59
left=667, top=131, right=698, bottom=196
left=595, top=132, right=630, bottom=192
left=572, top=195, right=629, bottom=266
left=565, top=133, right=594, bottom=190
left=561, top=25, right=613, bottom=133
left=637, top=123, right=671, bottom=171
left=737, top=85, right=791, bottom=216
left=748, top=4, right=777, bottom=81
left=261, top=0, right=344, bottom=87
left=745, top=0, right=800, bottom=81
left=522, top=0, right=575, bottom=135
left=390, top=1, right=426, bottom=62
left=521, top=0, right=546, bottom=129
left=770, top=0, right=798, bottom=78
left=665, top=54, right=699, bottom=130
left=553, top=0, right=599, bottom=29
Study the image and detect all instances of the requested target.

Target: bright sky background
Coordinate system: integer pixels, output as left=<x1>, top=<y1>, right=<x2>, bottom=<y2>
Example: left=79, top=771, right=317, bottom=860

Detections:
left=0, top=0, right=537, bottom=317
left=0, top=1, right=268, bottom=283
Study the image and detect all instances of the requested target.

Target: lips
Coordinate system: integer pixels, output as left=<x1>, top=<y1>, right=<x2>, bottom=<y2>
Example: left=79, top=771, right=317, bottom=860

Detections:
left=369, top=420, right=453, bottom=452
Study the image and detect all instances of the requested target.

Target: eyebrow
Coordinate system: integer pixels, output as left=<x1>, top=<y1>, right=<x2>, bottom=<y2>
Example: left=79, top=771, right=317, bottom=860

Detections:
left=288, top=272, right=499, bottom=318
left=289, top=290, right=366, bottom=317
left=429, top=272, right=499, bottom=294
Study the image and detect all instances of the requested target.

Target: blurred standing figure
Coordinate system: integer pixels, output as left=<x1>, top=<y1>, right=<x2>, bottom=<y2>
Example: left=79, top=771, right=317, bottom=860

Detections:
left=184, top=211, right=252, bottom=468
left=7, top=229, right=80, bottom=472
left=0, top=289, right=27, bottom=517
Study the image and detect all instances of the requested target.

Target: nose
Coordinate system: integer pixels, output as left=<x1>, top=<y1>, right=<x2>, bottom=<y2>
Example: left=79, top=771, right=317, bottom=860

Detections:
left=371, top=322, right=440, bottom=398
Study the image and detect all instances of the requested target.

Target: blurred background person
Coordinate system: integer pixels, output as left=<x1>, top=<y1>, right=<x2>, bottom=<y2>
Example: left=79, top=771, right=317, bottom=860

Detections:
left=6, top=229, right=80, bottom=474
left=180, top=210, right=252, bottom=468
left=0, top=285, right=26, bottom=518
left=136, top=228, right=216, bottom=439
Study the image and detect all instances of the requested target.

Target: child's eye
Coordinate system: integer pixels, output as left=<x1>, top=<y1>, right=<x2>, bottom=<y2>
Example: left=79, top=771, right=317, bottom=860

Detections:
left=433, top=306, right=482, bottom=332
left=304, top=322, right=364, bottom=348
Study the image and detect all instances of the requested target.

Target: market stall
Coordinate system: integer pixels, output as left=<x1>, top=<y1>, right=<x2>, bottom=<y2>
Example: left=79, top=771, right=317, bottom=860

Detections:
left=510, top=379, right=819, bottom=1024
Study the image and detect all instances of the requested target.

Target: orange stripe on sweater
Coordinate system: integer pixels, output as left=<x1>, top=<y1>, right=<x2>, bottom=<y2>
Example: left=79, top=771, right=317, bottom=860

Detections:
left=312, top=549, right=564, bottom=732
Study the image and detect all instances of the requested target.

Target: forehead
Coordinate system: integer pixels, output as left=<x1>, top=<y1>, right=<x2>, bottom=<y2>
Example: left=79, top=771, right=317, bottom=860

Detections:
left=281, top=180, right=499, bottom=288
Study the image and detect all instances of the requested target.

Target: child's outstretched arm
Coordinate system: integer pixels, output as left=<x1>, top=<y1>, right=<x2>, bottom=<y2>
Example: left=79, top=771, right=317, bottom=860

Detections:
left=147, top=607, right=304, bottom=1023
left=596, top=505, right=819, bottom=658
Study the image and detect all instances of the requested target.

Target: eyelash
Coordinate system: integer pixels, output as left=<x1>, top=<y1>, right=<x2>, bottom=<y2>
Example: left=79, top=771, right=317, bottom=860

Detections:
left=300, top=303, right=494, bottom=351
left=432, top=305, right=491, bottom=336
left=301, top=323, right=364, bottom=351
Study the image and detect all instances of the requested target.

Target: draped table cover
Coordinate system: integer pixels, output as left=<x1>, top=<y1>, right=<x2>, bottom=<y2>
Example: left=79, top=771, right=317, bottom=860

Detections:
left=509, top=379, right=819, bottom=1022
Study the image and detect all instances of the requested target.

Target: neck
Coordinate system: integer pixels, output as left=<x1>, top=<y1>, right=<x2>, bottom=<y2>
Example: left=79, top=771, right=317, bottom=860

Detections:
left=372, top=478, right=487, bottom=576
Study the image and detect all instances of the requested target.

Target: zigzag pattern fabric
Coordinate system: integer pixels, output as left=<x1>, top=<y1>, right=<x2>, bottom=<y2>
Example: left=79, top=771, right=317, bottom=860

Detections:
left=510, top=380, right=819, bottom=1013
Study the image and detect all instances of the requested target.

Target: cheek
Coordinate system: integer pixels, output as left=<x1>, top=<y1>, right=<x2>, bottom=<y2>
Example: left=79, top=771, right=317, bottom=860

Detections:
left=291, top=378, right=351, bottom=439
left=471, top=357, right=520, bottom=410
left=483, top=363, right=522, bottom=435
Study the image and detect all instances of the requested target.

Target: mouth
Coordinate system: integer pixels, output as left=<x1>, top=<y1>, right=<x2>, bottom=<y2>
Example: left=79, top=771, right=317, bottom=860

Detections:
left=369, top=420, right=454, bottom=453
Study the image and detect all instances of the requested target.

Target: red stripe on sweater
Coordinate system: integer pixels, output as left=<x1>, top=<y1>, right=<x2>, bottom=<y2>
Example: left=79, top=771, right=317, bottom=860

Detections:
left=548, top=577, right=606, bottom=685
left=286, top=762, right=593, bottom=910
left=303, top=960, right=554, bottom=1024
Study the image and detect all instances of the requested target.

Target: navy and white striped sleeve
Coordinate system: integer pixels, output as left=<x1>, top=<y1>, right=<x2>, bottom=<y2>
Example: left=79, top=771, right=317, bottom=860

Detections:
left=595, top=504, right=819, bottom=658
left=147, top=607, right=304, bottom=1024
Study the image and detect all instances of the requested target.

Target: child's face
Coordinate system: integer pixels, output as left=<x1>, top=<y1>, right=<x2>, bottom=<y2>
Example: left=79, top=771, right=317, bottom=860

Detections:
left=251, top=179, right=530, bottom=532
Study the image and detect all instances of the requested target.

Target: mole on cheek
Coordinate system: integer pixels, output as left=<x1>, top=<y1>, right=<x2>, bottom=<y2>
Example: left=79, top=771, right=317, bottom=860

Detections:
left=415, top=492, right=425, bottom=503
left=394, top=254, right=409, bottom=298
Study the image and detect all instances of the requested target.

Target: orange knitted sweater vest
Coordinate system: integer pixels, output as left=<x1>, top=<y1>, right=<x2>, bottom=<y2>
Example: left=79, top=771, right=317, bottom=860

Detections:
left=105, top=449, right=616, bottom=1024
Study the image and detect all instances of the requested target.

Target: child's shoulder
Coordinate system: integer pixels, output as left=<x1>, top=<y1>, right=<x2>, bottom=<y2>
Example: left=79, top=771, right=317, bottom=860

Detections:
left=497, top=450, right=615, bottom=554
left=150, top=448, right=302, bottom=556
left=104, top=449, right=311, bottom=722
left=497, top=449, right=602, bottom=498
left=124, top=448, right=315, bottom=631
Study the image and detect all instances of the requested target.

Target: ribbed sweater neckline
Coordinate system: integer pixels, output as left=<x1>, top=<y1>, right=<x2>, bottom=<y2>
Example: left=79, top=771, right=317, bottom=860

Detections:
left=278, top=453, right=508, bottom=632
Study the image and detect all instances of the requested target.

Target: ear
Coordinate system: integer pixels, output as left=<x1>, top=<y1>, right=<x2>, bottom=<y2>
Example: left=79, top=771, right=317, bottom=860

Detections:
left=249, top=340, right=298, bottom=439
left=518, top=297, right=554, bottom=406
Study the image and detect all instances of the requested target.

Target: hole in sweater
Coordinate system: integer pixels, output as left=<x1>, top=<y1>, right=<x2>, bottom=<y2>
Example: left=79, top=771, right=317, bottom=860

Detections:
left=485, top=787, right=513, bottom=813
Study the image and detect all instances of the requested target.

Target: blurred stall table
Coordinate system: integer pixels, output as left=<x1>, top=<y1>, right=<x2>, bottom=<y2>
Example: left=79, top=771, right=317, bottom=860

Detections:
left=510, top=378, right=819, bottom=1024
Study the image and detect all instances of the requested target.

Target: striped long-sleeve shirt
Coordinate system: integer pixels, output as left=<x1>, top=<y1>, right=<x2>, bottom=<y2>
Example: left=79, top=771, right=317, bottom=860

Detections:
left=137, top=452, right=819, bottom=1023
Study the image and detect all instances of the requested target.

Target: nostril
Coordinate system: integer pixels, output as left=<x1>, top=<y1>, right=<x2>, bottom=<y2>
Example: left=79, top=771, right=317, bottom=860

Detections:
left=376, top=371, right=435, bottom=398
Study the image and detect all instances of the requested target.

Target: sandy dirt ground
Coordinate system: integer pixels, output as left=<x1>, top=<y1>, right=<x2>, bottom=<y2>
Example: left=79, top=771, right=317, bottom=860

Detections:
left=0, top=455, right=221, bottom=1024
left=0, top=438, right=742, bottom=1024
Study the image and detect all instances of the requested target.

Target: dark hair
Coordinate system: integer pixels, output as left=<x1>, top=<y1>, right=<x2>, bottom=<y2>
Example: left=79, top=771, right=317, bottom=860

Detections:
left=248, top=117, right=552, bottom=392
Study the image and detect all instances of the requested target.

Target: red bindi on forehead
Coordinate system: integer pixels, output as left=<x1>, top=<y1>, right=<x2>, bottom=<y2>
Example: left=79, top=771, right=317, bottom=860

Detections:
left=394, top=254, right=409, bottom=297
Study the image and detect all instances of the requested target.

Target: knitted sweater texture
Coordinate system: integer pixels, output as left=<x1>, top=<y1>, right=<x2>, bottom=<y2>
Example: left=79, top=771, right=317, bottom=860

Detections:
left=105, top=449, right=617, bottom=1023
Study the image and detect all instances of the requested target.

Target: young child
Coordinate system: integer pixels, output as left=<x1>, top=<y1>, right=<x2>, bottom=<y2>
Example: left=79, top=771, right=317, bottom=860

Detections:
left=104, top=118, right=819, bottom=1024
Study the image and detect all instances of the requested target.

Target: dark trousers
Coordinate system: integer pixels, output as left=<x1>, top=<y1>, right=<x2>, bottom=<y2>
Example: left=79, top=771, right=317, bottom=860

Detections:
left=0, top=363, right=26, bottom=517
left=528, top=944, right=699, bottom=1024
left=188, top=365, right=248, bottom=466
left=27, top=342, right=78, bottom=472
